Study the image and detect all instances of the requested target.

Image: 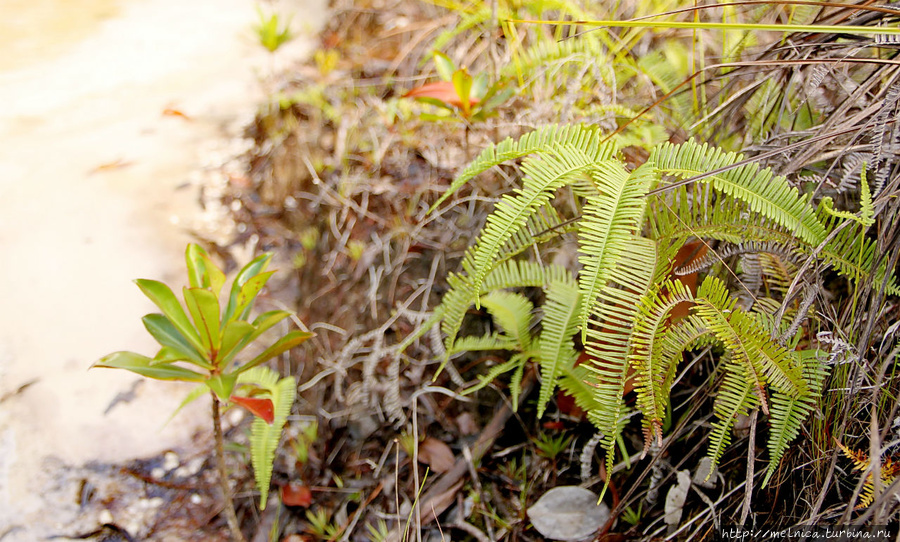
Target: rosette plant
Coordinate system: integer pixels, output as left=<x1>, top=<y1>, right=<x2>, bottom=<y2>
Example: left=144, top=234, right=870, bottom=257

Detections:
left=93, top=244, right=312, bottom=541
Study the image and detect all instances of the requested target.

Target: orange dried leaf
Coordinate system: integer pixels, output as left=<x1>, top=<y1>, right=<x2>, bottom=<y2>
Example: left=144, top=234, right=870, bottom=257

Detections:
left=231, top=395, right=275, bottom=424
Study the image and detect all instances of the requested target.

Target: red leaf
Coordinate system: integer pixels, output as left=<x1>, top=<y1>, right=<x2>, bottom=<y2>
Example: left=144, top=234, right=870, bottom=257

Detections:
left=230, top=395, right=274, bottom=424
left=281, top=482, right=313, bottom=507
left=402, top=81, right=479, bottom=109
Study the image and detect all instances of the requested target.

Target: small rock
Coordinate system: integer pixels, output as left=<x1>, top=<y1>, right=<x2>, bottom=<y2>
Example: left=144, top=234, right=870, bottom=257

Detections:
left=163, top=451, right=179, bottom=472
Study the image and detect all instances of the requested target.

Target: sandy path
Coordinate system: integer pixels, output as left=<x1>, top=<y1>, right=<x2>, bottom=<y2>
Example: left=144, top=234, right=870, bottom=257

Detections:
left=0, top=0, right=324, bottom=538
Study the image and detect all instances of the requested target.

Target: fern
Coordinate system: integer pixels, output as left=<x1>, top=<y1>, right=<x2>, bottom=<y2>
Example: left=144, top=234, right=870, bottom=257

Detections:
left=237, top=367, right=296, bottom=510
left=763, top=350, right=829, bottom=487
left=421, top=124, right=883, bottom=480
left=537, top=277, right=582, bottom=418
left=651, top=140, right=826, bottom=245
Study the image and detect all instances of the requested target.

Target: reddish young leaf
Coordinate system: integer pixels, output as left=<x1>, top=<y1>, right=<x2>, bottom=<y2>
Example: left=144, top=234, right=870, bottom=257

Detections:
left=281, top=482, right=313, bottom=507
left=230, top=395, right=275, bottom=424
left=403, top=81, right=479, bottom=109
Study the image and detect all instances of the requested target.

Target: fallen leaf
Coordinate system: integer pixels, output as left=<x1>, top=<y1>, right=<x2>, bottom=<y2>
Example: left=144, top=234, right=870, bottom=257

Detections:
left=230, top=395, right=274, bottom=424
left=664, top=470, right=691, bottom=527
left=281, top=482, right=312, bottom=507
left=403, top=81, right=479, bottom=109
left=417, top=436, right=455, bottom=473
left=162, top=107, right=192, bottom=120
left=88, top=159, right=133, bottom=174
left=527, top=486, right=610, bottom=541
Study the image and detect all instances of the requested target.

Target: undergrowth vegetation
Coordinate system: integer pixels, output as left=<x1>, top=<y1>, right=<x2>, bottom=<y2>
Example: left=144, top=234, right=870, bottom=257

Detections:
left=94, top=0, right=900, bottom=539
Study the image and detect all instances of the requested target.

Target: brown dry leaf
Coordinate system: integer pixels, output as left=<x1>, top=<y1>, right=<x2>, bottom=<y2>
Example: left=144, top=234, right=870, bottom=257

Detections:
left=417, top=436, right=455, bottom=473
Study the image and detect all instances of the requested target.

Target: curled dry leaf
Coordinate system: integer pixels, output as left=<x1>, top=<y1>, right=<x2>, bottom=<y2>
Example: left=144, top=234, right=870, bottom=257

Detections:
left=527, top=486, right=610, bottom=541
left=417, top=436, right=455, bottom=473
left=281, top=482, right=313, bottom=508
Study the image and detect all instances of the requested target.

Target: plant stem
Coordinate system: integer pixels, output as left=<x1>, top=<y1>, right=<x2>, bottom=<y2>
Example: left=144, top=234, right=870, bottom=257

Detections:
left=212, top=392, right=247, bottom=542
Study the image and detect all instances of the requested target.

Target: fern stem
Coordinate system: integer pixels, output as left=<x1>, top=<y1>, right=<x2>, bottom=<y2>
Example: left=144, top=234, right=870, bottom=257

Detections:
left=212, top=392, right=247, bottom=542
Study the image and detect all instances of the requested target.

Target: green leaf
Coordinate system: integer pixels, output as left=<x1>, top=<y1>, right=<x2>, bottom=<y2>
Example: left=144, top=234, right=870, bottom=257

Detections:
left=92, top=351, right=206, bottom=382
left=207, top=372, right=238, bottom=400
left=183, top=287, right=221, bottom=355
left=185, top=244, right=226, bottom=296
left=219, top=310, right=293, bottom=368
left=218, top=320, right=256, bottom=367
left=135, top=279, right=206, bottom=353
left=433, top=51, right=456, bottom=81
left=471, top=72, right=489, bottom=100
left=452, top=67, right=473, bottom=117
left=223, top=253, right=273, bottom=322
left=234, top=271, right=276, bottom=322
left=234, top=330, right=314, bottom=375
left=142, top=313, right=211, bottom=369
left=163, top=383, right=209, bottom=427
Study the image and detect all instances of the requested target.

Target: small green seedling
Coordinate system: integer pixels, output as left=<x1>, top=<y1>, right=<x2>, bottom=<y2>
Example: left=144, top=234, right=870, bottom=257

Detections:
left=403, top=51, right=515, bottom=123
left=253, top=6, right=294, bottom=53
left=93, top=244, right=312, bottom=541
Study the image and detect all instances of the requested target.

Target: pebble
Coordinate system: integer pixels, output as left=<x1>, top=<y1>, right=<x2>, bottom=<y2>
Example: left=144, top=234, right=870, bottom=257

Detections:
left=163, top=451, right=180, bottom=472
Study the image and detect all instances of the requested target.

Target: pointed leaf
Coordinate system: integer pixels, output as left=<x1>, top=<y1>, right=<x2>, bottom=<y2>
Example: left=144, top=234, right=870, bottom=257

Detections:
left=163, top=383, right=209, bottom=427
left=234, top=270, right=276, bottom=321
left=142, top=313, right=211, bottom=369
left=452, top=68, right=474, bottom=116
left=183, top=287, right=221, bottom=355
left=207, top=372, right=238, bottom=400
left=235, top=330, right=314, bottom=374
left=231, top=395, right=275, bottom=424
left=433, top=51, right=456, bottom=81
left=92, top=351, right=206, bottom=382
left=223, top=252, right=273, bottom=322
left=185, top=244, right=226, bottom=296
left=218, top=320, right=256, bottom=366
left=135, top=279, right=205, bottom=353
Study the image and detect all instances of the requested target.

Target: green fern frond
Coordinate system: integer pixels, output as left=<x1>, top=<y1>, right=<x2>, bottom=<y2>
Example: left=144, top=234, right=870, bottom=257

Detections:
left=763, top=350, right=829, bottom=487
left=630, top=279, right=695, bottom=450
left=430, top=124, right=611, bottom=211
left=584, top=236, right=657, bottom=471
left=651, top=140, right=826, bottom=245
left=237, top=367, right=296, bottom=510
left=462, top=353, right=531, bottom=410
left=482, top=259, right=572, bottom=292
left=695, top=277, right=807, bottom=406
left=448, top=333, right=520, bottom=354
left=577, top=161, right=656, bottom=341
left=537, top=277, right=582, bottom=418
left=707, top=358, right=758, bottom=471
left=480, top=291, right=535, bottom=350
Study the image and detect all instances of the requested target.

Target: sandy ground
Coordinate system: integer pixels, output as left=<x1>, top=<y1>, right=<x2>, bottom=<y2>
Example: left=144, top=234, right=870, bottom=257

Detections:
left=0, top=0, right=324, bottom=538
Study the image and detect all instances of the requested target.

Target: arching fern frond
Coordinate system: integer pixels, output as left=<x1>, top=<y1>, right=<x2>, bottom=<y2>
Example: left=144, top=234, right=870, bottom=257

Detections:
left=707, top=358, right=759, bottom=472
left=430, top=124, right=613, bottom=211
left=763, top=349, right=829, bottom=487
left=630, top=279, right=696, bottom=452
left=651, top=140, right=826, bottom=245
left=577, top=161, right=656, bottom=341
left=237, top=367, right=296, bottom=510
left=480, top=291, right=535, bottom=350
left=537, top=277, right=582, bottom=418
left=584, top=236, right=658, bottom=472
